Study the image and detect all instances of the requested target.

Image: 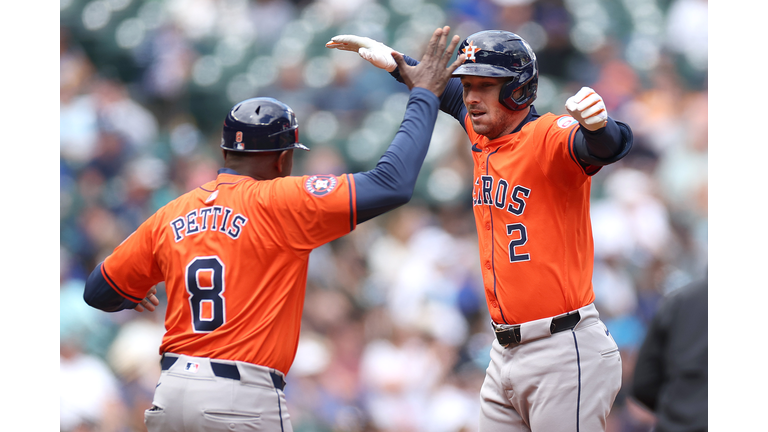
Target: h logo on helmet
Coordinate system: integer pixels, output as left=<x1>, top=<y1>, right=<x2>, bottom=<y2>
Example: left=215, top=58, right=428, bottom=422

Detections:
left=462, top=41, right=480, bottom=62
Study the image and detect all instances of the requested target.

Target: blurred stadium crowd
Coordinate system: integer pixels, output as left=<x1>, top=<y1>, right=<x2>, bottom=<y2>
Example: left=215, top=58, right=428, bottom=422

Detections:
left=59, top=0, right=708, bottom=431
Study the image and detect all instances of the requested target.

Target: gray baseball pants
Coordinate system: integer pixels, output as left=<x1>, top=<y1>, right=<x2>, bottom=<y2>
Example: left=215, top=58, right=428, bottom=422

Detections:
left=479, top=303, right=622, bottom=431
left=144, top=354, right=291, bottom=432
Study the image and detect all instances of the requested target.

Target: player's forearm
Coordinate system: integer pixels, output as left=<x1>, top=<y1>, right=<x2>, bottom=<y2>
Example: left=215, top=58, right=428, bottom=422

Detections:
left=573, top=118, right=633, bottom=166
left=83, top=262, right=138, bottom=312
left=353, top=87, right=439, bottom=223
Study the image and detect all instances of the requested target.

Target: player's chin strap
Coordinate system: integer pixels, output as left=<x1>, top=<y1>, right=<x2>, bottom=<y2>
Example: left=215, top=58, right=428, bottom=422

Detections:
left=492, top=311, right=581, bottom=348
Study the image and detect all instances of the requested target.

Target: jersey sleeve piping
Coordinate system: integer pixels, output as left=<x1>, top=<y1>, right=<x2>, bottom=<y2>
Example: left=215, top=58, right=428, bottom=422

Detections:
left=567, top=126, right=601, bottom=176
left=101, top=263, right=143, bottom=302
left=200, top=177, right=248, bottom=192
left=347, top=173, right=357, bottom=232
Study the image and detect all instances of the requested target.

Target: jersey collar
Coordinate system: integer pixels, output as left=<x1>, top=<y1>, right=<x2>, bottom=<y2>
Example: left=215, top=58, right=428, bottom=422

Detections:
left=218, top=167, right=241, bottom=175
left=471, top=106, right=540, bottom=152
left=508, top=105, right=538, bottom=135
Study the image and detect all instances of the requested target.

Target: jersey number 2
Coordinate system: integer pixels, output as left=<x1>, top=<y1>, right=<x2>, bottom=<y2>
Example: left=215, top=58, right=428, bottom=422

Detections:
left=185, top=256, right=226, bottom=332
left=506, top=223, right=531, bottom=263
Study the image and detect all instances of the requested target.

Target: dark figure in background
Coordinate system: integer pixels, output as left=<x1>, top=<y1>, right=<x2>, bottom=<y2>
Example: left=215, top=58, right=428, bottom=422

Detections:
left=631, top=274, right=708, bottom=432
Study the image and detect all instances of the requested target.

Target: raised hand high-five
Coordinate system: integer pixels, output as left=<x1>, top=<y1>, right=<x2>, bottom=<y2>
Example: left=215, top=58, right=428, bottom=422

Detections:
left=393, top=26, right=465, bottom=97
left=325, top=35, right=400, bottom=72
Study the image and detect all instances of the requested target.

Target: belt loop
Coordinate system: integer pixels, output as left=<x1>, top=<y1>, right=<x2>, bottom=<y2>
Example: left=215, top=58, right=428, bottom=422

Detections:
left=160, top=354, right=177, bottom=371
left=270, top=372, right=286, bottom=391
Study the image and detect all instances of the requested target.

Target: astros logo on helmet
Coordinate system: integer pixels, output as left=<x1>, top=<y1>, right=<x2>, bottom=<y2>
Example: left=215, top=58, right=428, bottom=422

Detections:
left=462, top=41, right=480, bottom=62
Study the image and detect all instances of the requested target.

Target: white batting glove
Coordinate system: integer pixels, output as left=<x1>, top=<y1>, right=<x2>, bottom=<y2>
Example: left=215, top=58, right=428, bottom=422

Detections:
left=565, top=87, right=608, bottom=131
left=326, top=35, right=399, bottom=72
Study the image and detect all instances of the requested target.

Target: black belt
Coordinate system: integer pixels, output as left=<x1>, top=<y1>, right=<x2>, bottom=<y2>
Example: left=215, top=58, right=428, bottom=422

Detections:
left=161, top=355, right=285, bottom=390
left=493, top=311, right=581, bottom=347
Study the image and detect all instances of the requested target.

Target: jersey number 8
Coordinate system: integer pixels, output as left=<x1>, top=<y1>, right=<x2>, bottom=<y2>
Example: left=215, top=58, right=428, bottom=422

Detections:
left=185, top=256, right=226, bottom=332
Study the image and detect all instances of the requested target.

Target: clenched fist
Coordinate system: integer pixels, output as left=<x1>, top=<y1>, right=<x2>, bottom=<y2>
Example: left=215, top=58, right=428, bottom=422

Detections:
left=565, top=87, right=608, bottom=131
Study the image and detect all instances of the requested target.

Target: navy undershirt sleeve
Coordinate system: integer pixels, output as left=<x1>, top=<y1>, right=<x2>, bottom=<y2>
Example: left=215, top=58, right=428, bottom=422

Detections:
left=353, top=87, right=439, bottom=224
left=390, top=55, right=467, bottom=129
left=573, top=118, right=633, bottom=167
left=83, top=262, right=139, bottom=312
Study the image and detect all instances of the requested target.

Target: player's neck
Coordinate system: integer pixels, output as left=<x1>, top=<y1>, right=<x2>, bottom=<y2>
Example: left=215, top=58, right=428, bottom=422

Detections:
left=224, top=162, right=277, bottom=181
left=223, top=152, right=284, bottom=180
left=490, top=107, right=530, bottom=140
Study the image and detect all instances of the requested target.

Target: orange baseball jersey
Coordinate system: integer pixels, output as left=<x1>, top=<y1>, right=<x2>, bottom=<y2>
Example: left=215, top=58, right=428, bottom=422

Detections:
left=101, top=171, right=356, bottom=375
left=466, top=113, right=598, bottom=325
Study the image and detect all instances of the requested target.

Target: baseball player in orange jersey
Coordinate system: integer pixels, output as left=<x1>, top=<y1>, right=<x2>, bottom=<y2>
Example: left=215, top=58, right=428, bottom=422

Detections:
left=327, top=30, right=633, bottom=431
left=83, top=27, right=466, bottom=432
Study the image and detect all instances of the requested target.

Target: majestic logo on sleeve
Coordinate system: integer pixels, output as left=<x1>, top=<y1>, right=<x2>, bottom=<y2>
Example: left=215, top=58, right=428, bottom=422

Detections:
left=557, top=116, right=579, bottom=129
left=462, top=41, right=480, bottom=62
left=304, top=175, right=337, bottom=197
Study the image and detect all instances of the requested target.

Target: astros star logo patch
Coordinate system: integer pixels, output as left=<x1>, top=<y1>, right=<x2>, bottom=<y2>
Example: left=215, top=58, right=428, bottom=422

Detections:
left=462, top=41, right=480, bottom=62
left=304, top=175, right=337, bottom=197
left=557, top=116, right=579, bottom=129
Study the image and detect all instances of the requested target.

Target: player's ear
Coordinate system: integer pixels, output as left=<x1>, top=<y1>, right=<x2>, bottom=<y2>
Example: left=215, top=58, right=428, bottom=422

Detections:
left=276, top=149, right=294, bottom=177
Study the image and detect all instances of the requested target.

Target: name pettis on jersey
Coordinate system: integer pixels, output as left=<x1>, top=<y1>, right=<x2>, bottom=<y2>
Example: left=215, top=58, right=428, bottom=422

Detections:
left=170, top=206, right=248, bottom=242
left=473, top=175, right=531, bottom=215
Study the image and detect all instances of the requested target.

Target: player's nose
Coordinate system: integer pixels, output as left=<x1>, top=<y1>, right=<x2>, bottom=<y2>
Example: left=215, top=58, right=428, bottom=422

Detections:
left=463, top=88, right=483, bottom=105
left=464, top=94, right=477, bottom=107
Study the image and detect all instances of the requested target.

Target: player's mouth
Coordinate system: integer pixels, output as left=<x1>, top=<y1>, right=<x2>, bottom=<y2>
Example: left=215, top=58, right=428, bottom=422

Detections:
left=469, top=108, right=486, bottom=121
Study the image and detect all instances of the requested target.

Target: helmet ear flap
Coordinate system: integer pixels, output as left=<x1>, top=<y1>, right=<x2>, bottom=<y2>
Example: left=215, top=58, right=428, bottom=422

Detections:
left=498, top=79, right=538, bottom=111
left=499, top=80, right=517, bottom=110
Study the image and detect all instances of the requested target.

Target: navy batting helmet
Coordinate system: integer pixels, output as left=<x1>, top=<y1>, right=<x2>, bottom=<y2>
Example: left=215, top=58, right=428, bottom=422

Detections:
left=221, top=97, right=309, bottom=152
left=453, top=30, right=538, bottom=111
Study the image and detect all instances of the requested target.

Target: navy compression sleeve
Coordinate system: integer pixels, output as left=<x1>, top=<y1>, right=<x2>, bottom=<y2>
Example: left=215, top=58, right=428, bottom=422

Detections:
left=83, top=262, right=138, bottom=312
left=573, top=118, right=633, bottom=167
left=390, top=55, right=467, bottom=126
left=353, top=87, right=439, bottom=224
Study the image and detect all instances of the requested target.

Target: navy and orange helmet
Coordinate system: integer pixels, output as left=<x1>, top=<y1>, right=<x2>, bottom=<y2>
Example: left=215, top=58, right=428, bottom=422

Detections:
left=222, top=97, right=310, bottom=152
left=453, top=30, right=538, bottom=111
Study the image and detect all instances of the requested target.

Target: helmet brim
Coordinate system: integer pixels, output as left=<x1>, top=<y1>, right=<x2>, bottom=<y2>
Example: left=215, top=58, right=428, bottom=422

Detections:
left=452, top=63, right=518, bottom=78
left=220, top=142, right=310, bottom=152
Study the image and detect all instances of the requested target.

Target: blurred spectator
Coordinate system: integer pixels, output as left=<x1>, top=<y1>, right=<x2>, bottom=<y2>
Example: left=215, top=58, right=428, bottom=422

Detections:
left=92, top=78, right=159, bottom=150
left=106, top=319, right=166, bottom=432
left=665, top=0, right=708, bottom=82
left=631, top=273, right=708, bottom=432
left=61, top=281, right=126, bottom=431
left=591, top=166, right=674, bottom=266
left=139, top=26, right=195, bottom=102
left=60, top=343, right=126, bottom=432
